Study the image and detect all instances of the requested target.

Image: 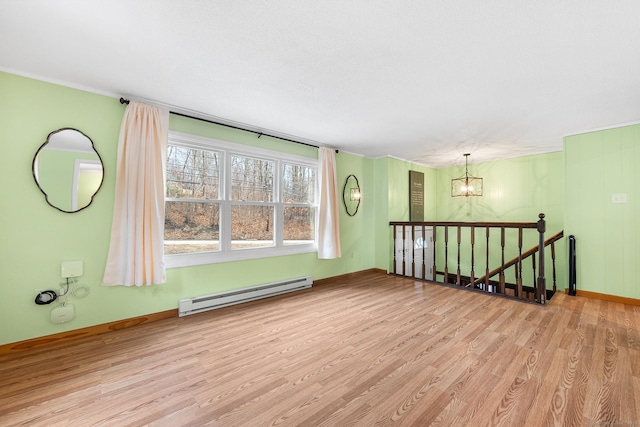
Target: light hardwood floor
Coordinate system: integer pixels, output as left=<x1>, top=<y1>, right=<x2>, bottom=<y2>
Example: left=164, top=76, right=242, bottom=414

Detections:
left=1, top=271, right=639, bottom=426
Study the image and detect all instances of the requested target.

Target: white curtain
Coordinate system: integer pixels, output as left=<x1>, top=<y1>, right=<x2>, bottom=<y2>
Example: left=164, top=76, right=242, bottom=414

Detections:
left=317, top=147, right=341, bottom=259
left=103, top=101, right=169, bottom=286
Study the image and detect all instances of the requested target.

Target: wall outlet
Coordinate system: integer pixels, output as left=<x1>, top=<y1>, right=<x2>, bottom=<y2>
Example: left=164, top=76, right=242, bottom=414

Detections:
left=61, top=261, right=83, bottom=278
left=612, top=193, right=627, bottom=204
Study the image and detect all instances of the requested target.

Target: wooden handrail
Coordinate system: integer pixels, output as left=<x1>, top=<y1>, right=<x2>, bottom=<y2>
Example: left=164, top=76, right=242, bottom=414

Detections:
left=472, top=230, right=564, bottom=286
left=390, top=220, right=538, bottom=228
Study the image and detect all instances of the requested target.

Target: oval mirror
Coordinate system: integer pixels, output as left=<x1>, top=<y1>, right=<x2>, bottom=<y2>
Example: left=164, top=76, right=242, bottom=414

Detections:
left=342, top=174, right=361, bottom=216
left=32, top=128, right=104, bottom=213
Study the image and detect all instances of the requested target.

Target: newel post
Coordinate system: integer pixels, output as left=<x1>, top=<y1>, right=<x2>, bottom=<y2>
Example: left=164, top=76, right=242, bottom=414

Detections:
left=536, top=213, right=546, bottom=304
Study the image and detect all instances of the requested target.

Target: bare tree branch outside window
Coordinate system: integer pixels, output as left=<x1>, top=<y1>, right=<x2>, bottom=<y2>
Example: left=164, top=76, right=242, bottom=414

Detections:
left=165, top=142, right=316, bottom=256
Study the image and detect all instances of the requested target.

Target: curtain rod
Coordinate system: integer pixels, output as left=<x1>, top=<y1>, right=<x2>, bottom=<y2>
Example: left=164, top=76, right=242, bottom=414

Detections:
left=119, top=98, right=338, bottom=153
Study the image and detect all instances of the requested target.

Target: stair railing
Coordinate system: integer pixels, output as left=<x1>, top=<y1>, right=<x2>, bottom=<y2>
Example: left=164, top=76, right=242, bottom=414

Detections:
left=390, top=214, right=561, bottom=304
left=472, top=230, right=564, bottom=295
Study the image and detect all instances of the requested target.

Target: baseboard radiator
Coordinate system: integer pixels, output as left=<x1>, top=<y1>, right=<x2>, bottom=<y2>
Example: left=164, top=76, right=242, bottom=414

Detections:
left=178, top=276, right=313, bottom=317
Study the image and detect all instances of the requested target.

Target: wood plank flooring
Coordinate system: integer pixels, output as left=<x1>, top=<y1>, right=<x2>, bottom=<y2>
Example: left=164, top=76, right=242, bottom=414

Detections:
left=1, top=271, right=639, bottom=426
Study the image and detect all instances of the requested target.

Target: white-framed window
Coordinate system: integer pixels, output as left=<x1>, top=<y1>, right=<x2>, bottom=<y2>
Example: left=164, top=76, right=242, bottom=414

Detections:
left=165, top=131, right=317, bottom=268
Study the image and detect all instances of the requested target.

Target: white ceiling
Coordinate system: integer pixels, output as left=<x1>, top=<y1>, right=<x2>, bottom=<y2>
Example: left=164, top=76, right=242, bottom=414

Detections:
left=2, top=1, right=640, bottom=168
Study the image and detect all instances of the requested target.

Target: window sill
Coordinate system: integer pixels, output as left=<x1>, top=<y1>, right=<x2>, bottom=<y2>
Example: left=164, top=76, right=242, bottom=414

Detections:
left=165, top=243, right=318, bottom=269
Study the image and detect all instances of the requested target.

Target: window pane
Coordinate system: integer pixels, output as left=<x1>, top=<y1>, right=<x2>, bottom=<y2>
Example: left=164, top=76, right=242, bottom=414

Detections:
left=231, top=155, right=273, bottom=202
left=166, top=146, right=219, bottom=199
left=165, top=202, right=219, bottom=254
left=283, top=163, right=315, bottom=203
left=231, top=204, right=274, bottom=249
left=284, top=206, right=315, bottom=245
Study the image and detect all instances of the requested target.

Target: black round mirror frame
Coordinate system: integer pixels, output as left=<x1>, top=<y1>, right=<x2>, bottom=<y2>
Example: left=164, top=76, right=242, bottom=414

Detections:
left=32, top=127, right=104, bottom=213
left=342, top=174, right=361, bottom=217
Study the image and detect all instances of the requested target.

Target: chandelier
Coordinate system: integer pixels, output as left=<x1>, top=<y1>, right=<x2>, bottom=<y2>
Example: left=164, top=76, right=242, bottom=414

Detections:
left=451, top=153, right=483, bottom=197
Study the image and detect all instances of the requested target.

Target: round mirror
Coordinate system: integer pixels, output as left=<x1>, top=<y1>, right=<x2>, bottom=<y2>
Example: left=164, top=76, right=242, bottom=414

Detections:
left=342, top=174, right=361, bottom=216
left=32, top=128, right=104, bottom=213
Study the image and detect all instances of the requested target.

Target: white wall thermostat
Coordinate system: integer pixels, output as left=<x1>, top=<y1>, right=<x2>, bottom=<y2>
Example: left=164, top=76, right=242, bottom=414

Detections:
left=51, top=304, right=75, bottom=323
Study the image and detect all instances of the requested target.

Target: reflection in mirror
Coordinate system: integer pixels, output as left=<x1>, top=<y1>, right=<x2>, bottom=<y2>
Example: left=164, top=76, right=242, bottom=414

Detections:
left=342, top=174, right=361, bottom=217
left=32, top=128, right=104, bottom=213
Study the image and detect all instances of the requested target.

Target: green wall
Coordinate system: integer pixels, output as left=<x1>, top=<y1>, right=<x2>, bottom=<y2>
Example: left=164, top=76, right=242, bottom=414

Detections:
left=372, top=152, right=566, bottom=285
left=0, top=72, right=376, bottom=345
left=3, top=69, right=634, bottom=347
left=373, top=157, right=437, bottom=271
left=35, top=149, right=75, bottom=210
left=565, top=124, right=640, bottom=299
left=434, top=152, right=566, bottom=290
left=435, top=152, right=564, bottom=229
